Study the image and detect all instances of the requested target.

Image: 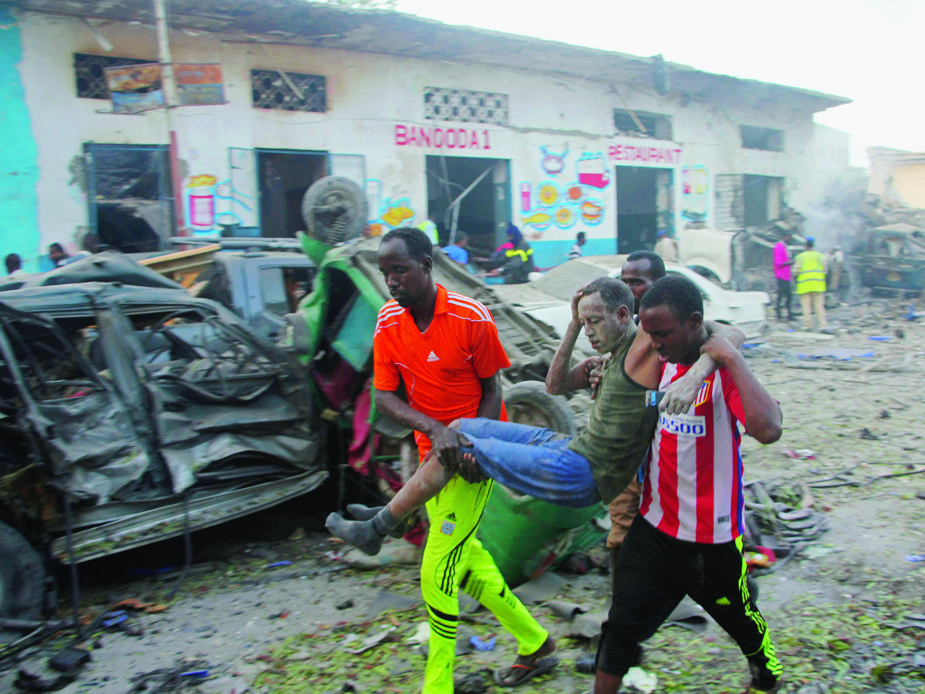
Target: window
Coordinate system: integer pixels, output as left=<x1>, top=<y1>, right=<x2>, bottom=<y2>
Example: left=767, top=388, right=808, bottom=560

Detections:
left=251, top=69, right=326, bottom=113
left=423, top=88, right=508, bottom=125
left=740, top=126, right=784, bottom=152
left=74, top=53, right=155, bottom=99
left=613, top=109, right=672, bottom=140
left=84, top=143, right=172, bottom=251
left=259, top=266, right=314, bottom=317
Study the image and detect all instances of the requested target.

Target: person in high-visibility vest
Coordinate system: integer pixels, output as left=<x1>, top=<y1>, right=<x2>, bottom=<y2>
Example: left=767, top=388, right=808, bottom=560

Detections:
left=793, top=237, right=827, bottom=330
left=417, top=214, right=439, bottom=245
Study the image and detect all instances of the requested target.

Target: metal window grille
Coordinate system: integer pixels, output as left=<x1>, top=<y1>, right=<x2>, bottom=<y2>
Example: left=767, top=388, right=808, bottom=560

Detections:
left=423, top=88, right=508, bottom=125
left=251, top=69, right=326, bottom=112
left=74, top=53, right=154, bottom=100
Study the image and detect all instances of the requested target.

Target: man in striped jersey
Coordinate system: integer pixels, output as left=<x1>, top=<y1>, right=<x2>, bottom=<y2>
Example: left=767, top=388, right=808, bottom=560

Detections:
left=330, top=227, right=555, bottom=693
left=593, top=274, right=783, bottom=694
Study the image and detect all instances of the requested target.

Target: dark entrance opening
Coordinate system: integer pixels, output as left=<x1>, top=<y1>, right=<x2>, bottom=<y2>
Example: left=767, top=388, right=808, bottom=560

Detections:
left=615, top=166, right=674, bottom=254
left=743, top=175, right=783, bottom=230
left=85, top=143, right=171, bottom=253
left=257, top=150, right=328, bottom=237
left=425, top=156, right=510, bottom=258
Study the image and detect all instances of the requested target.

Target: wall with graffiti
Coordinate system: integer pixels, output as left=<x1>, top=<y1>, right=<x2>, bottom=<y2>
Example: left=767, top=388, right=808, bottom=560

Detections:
left=517, top=146, right=613, bottom=267
left=681, top=165, right=709, bottom=223
left=364, top=178, right=417, bottom=236
left=186, top=174, right=258, bottom=234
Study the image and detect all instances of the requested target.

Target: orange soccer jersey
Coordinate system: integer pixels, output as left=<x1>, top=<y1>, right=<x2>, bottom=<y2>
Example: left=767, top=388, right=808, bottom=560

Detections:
left=373, top=285, right=510, bottom=456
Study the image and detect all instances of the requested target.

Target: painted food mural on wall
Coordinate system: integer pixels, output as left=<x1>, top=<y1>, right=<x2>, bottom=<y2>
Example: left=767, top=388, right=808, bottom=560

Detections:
left=681, top=165, right=708, bottom=222
left=520, top=147, right=609, bottom=237
left=364, top=178, right=417, bottom=237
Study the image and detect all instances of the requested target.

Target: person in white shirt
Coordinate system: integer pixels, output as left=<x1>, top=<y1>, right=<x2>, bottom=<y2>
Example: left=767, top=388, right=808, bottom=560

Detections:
left=568, top=231, right=586, bottom=260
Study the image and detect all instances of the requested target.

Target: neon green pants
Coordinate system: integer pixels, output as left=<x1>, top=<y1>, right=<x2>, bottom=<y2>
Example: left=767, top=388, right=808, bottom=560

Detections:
left=420, top=476, right=548, bottom=694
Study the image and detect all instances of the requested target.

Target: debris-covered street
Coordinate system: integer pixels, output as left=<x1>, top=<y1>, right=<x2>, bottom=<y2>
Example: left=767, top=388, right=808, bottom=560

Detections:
left=2, top=299, right=922, bottom=694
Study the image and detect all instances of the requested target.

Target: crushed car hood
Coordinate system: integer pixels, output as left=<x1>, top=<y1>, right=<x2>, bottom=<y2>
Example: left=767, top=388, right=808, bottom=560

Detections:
left=0, top=282, right=323, bottom=534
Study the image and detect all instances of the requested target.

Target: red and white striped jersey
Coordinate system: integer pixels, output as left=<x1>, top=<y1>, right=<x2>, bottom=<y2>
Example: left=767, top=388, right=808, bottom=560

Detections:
left=640, top=363, right=747, bottom=544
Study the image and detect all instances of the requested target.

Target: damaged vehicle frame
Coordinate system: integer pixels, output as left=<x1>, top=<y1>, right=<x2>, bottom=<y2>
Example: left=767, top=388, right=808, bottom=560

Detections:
left=0, top=282, right=325, bottom=619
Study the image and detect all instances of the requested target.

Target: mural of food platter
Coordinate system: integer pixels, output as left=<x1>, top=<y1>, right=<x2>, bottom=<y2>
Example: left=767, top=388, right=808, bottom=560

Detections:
left=580, top=198, right=604, bottom=225
left=563, top=182, right=586, bottom=204
left=521, top=210, right=554, bottom=231
left=535, top=180, right=563, bottom=208
left=554, top=206, right=575, bottom=229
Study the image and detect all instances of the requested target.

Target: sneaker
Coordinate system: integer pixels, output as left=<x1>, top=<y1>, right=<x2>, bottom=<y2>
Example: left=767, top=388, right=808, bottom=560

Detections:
left=744, top=661, right=781, bottom=692
left=742, top=678, right=781, bottom=693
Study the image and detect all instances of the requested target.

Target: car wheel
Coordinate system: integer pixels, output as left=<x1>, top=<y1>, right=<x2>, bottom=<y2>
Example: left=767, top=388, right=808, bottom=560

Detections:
left=503, top=381, right=576, bottom=436
left=0, top=521, right=45, bottom=620
left=301, top=176, right=369, bottom=245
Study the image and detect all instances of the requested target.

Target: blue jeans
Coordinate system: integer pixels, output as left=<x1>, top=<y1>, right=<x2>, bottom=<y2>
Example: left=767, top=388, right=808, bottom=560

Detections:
left=456, top=418, right=600, bottom=508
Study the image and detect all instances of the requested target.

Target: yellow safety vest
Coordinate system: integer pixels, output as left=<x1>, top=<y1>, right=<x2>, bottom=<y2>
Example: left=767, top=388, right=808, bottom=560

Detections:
left=795, top=251, right=826, bottom=294
left=504, top=246, right=533, bottom=263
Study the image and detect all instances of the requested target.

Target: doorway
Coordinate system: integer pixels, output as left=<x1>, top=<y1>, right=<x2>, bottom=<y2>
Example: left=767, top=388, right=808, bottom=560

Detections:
left=743, top=175, right=783, bottom=230
left=425, top=156, right=510, bottom=257
left=85, top=143, right=171, bottom=253
left=615, top=166, right=674, bottom=253
left=257, top=150, right=328, bottom=237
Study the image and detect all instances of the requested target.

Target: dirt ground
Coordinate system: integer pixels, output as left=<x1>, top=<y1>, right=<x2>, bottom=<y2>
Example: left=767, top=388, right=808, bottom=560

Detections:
left=2, top=298, right=924, bottom=694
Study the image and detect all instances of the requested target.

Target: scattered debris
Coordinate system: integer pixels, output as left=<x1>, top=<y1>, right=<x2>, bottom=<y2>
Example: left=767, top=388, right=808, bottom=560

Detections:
left=455, top=670, right=490, bottom=694
left=623, top=666, right=658, bottom=693
left=511, top=572, right=567, bottom=605
left=783, top=449, right=816, bottom=460
left=266, top=561, right=293, bottom=569
left=744, top=479, right=827, bottom=563
left=469, top=635, right=496, bottom=651
left=342, top=626, right=396, bottom=655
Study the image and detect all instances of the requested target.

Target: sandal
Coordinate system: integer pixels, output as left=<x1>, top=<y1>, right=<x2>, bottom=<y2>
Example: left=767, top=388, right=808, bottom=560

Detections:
left=494, top=656, right=559, bottom=687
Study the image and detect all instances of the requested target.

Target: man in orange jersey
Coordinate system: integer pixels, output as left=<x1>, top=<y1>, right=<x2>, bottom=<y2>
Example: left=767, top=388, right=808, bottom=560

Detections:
left=328, top=227, right=556, bottom=692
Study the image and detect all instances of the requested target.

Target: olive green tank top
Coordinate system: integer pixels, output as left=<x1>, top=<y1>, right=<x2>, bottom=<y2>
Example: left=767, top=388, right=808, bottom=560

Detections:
left=568, top=341, right=658, bottom=505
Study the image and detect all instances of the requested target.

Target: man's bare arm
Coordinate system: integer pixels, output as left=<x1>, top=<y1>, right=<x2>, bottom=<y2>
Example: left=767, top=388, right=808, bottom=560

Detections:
left=546, top=289, right=598, bottom=395
left=700, top=336, right=782, bottom=443
left=375, top=388, right=464, bottom=471
left=659, top=321, right=745, bottom=415
left=476, top=372, right=503, bottom=420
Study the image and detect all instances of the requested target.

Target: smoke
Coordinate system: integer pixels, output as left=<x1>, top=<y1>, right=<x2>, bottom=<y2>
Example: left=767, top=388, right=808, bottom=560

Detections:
left=801, top=168, right=868, bottom=251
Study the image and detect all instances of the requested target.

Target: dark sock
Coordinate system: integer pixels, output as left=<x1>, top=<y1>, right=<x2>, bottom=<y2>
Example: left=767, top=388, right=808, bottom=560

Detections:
left=325, top=512, right=385, bottom=555
left=347, top=503, right=381, bottom=521
left=325, top=507, right=403, bottom=556
left=348, top=503, right=410, bottom=539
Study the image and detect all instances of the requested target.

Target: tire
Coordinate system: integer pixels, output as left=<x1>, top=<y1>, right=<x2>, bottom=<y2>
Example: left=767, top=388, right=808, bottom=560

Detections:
left=503, top=381, right=576, bottom=436
left=300, top=176, right=369, bottom=244
left=0, top=521, right=45, bottom=620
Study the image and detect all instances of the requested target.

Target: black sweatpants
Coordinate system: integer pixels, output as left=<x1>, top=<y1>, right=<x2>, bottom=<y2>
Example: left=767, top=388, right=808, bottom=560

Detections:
left=776, top=278, right=793, bottom=319
left=600, top=515, right=781, bottom=683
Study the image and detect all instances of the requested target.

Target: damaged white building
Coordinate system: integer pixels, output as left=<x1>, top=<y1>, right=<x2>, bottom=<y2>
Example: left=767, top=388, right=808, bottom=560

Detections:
left=0, top=0, right=851, bottom=270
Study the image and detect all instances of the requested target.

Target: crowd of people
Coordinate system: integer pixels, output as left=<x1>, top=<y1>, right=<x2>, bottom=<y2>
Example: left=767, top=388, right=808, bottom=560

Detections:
left=327, top=226, right=785, bottom=694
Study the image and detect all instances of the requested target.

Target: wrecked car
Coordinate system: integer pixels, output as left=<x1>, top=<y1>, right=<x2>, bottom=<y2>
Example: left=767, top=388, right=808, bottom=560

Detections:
left=857, top=222, right=925, bottom=295
left=0, top=282, right=325, bottom=619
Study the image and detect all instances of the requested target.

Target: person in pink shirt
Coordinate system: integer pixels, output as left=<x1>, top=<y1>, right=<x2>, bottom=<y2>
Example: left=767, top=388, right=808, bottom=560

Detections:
left=772, top=231, right=794, bottom=321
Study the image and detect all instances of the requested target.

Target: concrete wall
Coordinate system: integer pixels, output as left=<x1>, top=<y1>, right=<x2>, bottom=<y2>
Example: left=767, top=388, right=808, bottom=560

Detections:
left=0, top=7, right=40, bottom=272
left=7, top=11, right=850, bottom=270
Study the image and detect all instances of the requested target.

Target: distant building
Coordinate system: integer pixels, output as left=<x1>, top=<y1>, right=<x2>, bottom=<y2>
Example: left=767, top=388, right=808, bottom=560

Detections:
left=2, top=0, right=851, bottom=268
left=867, top=147, right=925, bottom=208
